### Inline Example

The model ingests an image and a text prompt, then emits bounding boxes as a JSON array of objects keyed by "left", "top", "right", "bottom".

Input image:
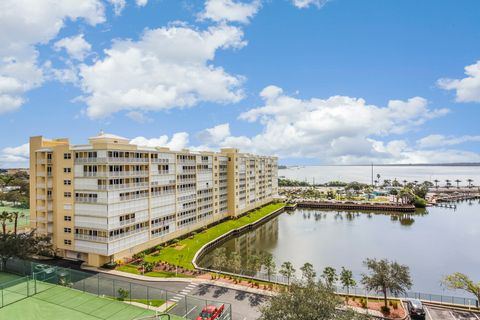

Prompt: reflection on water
[{"left": 199, "top": 200, "right": 480, "bottom": 295}]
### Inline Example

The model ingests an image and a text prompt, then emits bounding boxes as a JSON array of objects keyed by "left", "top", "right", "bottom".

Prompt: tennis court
[{"left": 0, "top": 272, "right": 181, "bottom": 320}]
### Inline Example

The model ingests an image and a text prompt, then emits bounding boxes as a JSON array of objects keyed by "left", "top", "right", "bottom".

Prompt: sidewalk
[{"left": 82, "top": 266, "right": 276, "bottom": 296}]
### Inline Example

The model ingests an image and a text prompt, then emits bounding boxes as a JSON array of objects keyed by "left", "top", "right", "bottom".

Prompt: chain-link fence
[
  {"left": 1, "top": 259, "right": 232, "bottom": 320},
  {"left": 199, "top": 264, "right": 479, "bottom": 310}
]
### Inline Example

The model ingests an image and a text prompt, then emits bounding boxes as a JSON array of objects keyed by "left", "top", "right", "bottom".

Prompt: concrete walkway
[{"left": 82, "top": 266, "right": 276, "bottom": 296}]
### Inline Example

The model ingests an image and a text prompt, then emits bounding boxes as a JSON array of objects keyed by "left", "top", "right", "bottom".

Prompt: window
[
  {"left": 64, "top": 239, "right": 72, "bottom": 245},
  {"left": 64, "top": 192, "right": 71, "bottom": 198},
  {"left": 64, "top": 228, "right": 71, "bottom": 233},
  {"left": 63, "top": 153, "right": 71, "bottom": 159},
  {"left": 64, "top": 180, "right": 71, "bottom": 185},
  {"left": 64, "top": 215, "right": 72, "bottom": 221},
  {"left": 63, "top": 167, "right": 71, "bottom": 173}
]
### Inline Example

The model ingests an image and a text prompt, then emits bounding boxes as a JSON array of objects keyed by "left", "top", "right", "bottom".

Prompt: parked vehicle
[
  {"left": 196, "top": 304, "right": 225, "bottom": 320},
  {"left": 405, "top": 299, "right": 426, "bottom": 319}
]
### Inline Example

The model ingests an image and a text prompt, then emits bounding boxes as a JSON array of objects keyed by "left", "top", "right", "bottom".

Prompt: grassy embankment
[
  {"left": 146, "top": 202, "right": 285, "bottom": 270},
  {"left": 117, "top": 202, "right": 285, "bottom": 275},
  {"left": 116, "top": 264, "right": 193, "bottom": 278}
]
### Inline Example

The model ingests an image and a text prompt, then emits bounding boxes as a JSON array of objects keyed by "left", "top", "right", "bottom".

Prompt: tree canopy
[
  {"left": 361, "top": 258, "right": 412, "bottom": 311},
  {"left": 442, "top": 272, "right": 480, "bottom": 305},
  {"left": 259, "top": 279, "right": 369, "bottom": 320}
]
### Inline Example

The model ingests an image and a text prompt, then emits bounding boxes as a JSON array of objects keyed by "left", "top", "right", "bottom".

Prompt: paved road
[
  {"left": 402, "top": 302, "right": 480, "bottom": 320},
  {"left": 99, "top": 273, "right": 266, "bottom": 320},
  {"left": 424, "top": 305, "right": 480, "bottom": 320}
]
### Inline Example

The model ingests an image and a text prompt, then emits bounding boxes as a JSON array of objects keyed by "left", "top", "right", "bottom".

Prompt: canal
[{"left": 198, "top": 200, "right": 480, "bottom": 296}]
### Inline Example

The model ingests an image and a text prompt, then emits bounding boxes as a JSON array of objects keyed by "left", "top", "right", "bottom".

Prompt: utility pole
[{"left": 371, "top": 163, "right": 374, "bottom": 187}]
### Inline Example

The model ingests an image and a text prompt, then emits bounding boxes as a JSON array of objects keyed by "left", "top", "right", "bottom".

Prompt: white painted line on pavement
[
  {"left": 184, "top": 306, "right": 197, "bottom": 317},
  {"left": 473, "top": 312, "right": 480, "bottom": 320},
  {"left": 449, "top": 310, "right": 458, "bottom": 320},
  {"left": 425, "top": 306, "right": 434, "bottom": 320}
]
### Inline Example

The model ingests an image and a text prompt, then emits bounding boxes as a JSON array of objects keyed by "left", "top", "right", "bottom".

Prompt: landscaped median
[{"left": 116, "top": 202, "right": 285, "bottom": 275}]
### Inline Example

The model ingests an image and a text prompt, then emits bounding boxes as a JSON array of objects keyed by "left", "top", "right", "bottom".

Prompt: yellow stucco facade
[{"left": 29, "top": 133, "right": 278, "bottom": 267}]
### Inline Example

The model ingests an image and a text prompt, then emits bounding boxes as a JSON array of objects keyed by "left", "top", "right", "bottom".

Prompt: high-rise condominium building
[{"left": 29, "top": 133, "right": 278, "bottom": 266}]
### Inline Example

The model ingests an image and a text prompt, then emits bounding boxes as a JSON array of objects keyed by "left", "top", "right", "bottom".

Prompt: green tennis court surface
[{"left": 0, "top": 273, "right": 182, "bottom": 320}]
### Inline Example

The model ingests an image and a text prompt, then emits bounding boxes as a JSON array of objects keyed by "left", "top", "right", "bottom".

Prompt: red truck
[{"left": 196, "top": 304, "right": 225, "bottom": 320}]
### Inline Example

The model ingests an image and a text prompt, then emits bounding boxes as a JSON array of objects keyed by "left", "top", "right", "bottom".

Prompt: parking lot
[{"left": 423, "top": 305, "right": 480, "bottom": 320}]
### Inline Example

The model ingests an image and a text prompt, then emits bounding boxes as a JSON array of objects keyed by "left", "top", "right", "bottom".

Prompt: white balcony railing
[
  {"left": 82, "top": 171, "right": 148, "bottom": 178},
  {"left": 97, "top": 182, "right": 149, "bottom": 191},
  {"left": 74, "top": 234, "right": 108, "bottom": 243}
]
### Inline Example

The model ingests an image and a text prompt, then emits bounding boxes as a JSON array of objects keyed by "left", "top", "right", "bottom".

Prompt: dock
[{"left": 294, "top": 201, "right": 416, "bottom": 212}]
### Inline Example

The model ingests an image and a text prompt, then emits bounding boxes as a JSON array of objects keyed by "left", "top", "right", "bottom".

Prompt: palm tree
[
  {"left": 261, "top": 252, "right": 276, "bottom": 282},
  {"left": 413, "top": 180, "right": 419, "bottom": 186},
  {"left": 434, "top": 179, "right": 440, "bottom": 189},
  {"left": 12, "top": 211, "right": 24, "bottom": 235},
  {"left": 445, "top": 179, "right": 451, "bottom": 189},
  {"left": 455, "top": 179, "right": 461, "bottom": 189},
  {"left": 403, "top": 179, "right": 408, "bottom": 186},
  {"left": 247, "top": 254, "right": 262, "bottom": 277},
  {"left": 0, "top": 211, "right": 13, "bottom": 235},
  {"left": 279, "top": 261, "right": 296, "bottom": 287},
  {"left": 467, "top": 179, "right": 474, "bottom": 188}
]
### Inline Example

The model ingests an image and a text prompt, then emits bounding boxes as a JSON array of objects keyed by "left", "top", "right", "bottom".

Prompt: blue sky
[{"left": 1, "top": 0, "right": 480, "bottom": 167}]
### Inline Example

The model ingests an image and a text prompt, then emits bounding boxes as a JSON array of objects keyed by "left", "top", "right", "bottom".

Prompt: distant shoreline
[{"left": 280, "top": 163, "right": 480, "bottom": 168}]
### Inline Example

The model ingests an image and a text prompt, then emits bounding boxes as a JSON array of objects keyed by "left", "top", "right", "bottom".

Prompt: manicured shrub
[
  {"left": 102, "top": 261, "right": 117, "bottom": 269},
  {"left": 380, "top": 306, "right": 390, "bottom": 314},
  {"left": 117, "top": 288, "right": 129, "bottom": 301}
]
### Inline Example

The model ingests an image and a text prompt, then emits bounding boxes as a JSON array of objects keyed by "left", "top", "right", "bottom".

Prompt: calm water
[
  {"left": 280, "top": 165, "right": 480, "bottom": 185},
  {"left": 199, "top": 201, "right": 480, "bottom": 296}
]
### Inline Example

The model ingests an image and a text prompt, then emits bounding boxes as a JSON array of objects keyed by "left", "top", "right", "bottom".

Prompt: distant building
[{"left": 29, "top": 133, "right": 278, "bottom": 267}]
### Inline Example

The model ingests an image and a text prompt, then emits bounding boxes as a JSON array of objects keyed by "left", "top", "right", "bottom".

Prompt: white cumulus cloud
[
  {"left": 199, "top": 0, "right": 261, "bottom": 24},
  {"left": 197, "top": 123, "right": 231, "bottom": 144},
  {"left": 107, "top": 0, "right": 126, "bottom": 15},
  {"left": 197, "top": 86, "right": 457, "bottom": 164},
  {"left": 292, "top": 0, "right": 329, "bottom": 9},
  {"left": 130, "top": 133, "right": 189, "bottom": 151},
  {"left": 0, "top": 0, "right": 105, "bottom": 114},
  {"left": 79, "top": 24, "right": 246, "bottom": 119},
  {"left": 54, "top": 34, "right": 92, "bottom": 61},
  {"left": 135, "top": 0, "right": 148, "bottom": 7},
  {"left": 0, "top": 143, "right": 29, "bottom": 168},
  {"left": 417, "top": 134, "right": 480, "bottom": 148},
  {"left": 438, "top": 60, "right": 480, "bottom": 103}
]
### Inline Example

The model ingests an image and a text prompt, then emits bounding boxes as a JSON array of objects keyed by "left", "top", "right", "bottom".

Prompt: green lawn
[
  {"left": 143, "top": 202, "right": 285, "bottom": 270},
  {"left": 131, "top": 299, "right": 165, "bottom": 307},
  {"left": 0, "top": 205, "right": 30, "bottom": 230},
  {"left": 116, "top": 265, "right": 193, "bottom": 278}
]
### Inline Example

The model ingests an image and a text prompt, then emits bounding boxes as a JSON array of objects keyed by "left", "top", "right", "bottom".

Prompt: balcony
[
  {"left": 107, "top": 157, "right": 149, "bottom": 163},
  {"left": 36, "top": 172, "right": 46, "bottom": 177},
  {"left": 151, "top": 158, "right": 172, "bottom": 164},
  {"left": 37, "top": 206, "right": 46, "bottom": 211},
  {"left": 75, "top": 157, "right": 107, "bottom": 164},
  {"left": 97, "top": 182, "right": 149, "bottom": 191},
  {"left": 74, "top": 234, "right": 108, "bottom": 243},
  {"left": 75, "top": 197, "right": 99, "bottom": 204},
  {"left": 36, "top": 194, "right": 46, "bottom": 200},
  {"left": 109, "top": 227, "right": 148, "bottom": 241},
  {"left": 82, "top": 171, "right": 148, "bottom": 178}
]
